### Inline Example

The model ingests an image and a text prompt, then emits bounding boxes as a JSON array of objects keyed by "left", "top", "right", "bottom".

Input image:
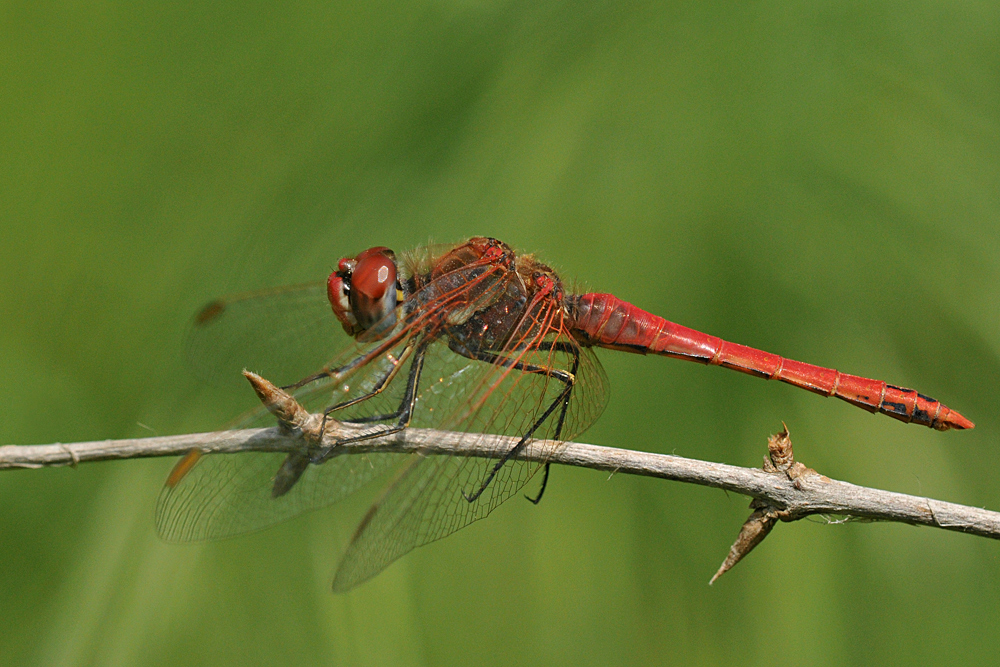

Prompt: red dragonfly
[{"left": 157, "top": 237, "right": 973, "bottom": 591}]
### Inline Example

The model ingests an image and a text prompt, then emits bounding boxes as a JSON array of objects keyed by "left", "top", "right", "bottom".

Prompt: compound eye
[
  {"left": 327, "top": 273, "right": 358, "bottom": 335},
  {"left": 349, "top": 249, "right": 398, "bottom": 335}
]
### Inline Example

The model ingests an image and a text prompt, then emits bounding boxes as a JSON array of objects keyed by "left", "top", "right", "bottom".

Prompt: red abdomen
[{"left": 567, "top": 293, "right": 973, "bottom": 431}]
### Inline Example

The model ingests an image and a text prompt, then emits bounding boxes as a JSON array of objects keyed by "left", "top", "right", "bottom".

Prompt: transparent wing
[
  {"left": 156, "top": 344, "right": 418, "bottom": 541},
  {"left": 158, "top": 243, "right": 611, "bottom": 590},
  {"left": 331, "top": 302, "right": 609, "bottom": 592},
  {"left": 155, "top": 443, "right": 409, "bottom": 542},
  {"left": 157, "top": 251, "right": 518, "bottom": 541},
  {"left": 185, "top": 282, "right": 343, "bottom": 391}
]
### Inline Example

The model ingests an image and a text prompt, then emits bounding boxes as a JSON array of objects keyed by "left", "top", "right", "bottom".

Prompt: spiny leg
[
  {"left": 316, "top": 344, "right": 415, "bottom": 437},
  {"left": 342, "top": 410, "right": 410, "bottom": 425},
  {"left": 323, "top": 345, "right": 413, "bottom": 416},
  {"left": 524, "top": 347, "right": 580, "bottom": 504},
  {"left": 461, "top": 381, "right": 572, "bottom": 503},
  {"left": 280, "top": 344, "right": 387, "bottom": 392},
  {"left": 526, "top": 463, "right": 551, "bottom": 505},
  {"left": 448, "top": 340, "right": 578, "bottom": 504},
  {"left": 272, "top": 356, "right": 407, "bottom": 498},
  {"left": 310, "top": 343, "right": 428, "bottom": 465},
  {"left": 332, "top": 380, "right": 426, "bottom": 425},
  {"left": 272, "top": 352, "right": 417, "bottom": 497},
  {"left": 336, "top": 348, "right": 427, "bottom": 425}
]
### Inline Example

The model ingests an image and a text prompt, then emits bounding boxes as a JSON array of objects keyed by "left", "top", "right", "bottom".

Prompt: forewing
[
  {"left": 185, "top": 282, "right": 343, "bottom": 391},
  {"left": 158, "top": 253, "right": 518, "bottom": 541},
  {"left": 331, "top": 308, "right": 609, "bottom": 592}
]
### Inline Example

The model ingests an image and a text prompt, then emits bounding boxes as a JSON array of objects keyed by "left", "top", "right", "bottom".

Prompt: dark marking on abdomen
[
  {"left": 880, "top": 400, "right": 909, "bottom": 417},
  {"left": 720, "top": 361, "right": 772, "bottom": 379}
]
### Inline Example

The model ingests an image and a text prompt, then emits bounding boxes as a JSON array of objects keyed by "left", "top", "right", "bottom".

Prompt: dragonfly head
[{"left": 327, "top": 246, "right": 400, "bottom": 339}]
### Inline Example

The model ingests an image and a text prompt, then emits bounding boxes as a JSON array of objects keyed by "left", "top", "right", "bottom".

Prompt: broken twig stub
[{"left": 711, "top": 427, "right": 827, "bottom": 584}]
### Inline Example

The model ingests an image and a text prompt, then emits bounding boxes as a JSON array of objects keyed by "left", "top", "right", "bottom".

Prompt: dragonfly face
[{"left": 327, "top": 246, "right": 400, "bottom": 339}]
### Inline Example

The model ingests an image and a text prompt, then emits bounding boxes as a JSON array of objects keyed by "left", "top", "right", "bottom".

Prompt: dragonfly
[{"left": 157, "top": 237, "right": 973, "bottom": 591}]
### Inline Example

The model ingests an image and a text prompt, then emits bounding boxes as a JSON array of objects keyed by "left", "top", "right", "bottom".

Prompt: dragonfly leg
[
  {"left": 341, "top": 411, "right": 408, "bottom": 424},
  {"left": 332, "top": 349, "right": 431, "bottom": 425},
  {"left": 273, "top": 356, "right": 412, "bottom": 498},
  {"left": 310, "top": 343, "right": 428, "bottom": 465},
  {"left": 449, "top": 340, "right": 579, "bottom": 504},
  {"left": 461, "top": 381, "right": 572, "bottom": 503},
  {"left": 280, "top": 342, "right": 394, "bottom": 392},
  {"left": 316, "top": 344, "right": 415, "bottom": 437},
  {"left": 281, "top": 368, "right": 341, "bottom": 391},
  {"left": 447, "top": 339, "right": 576, "bottom": 384},
  {"left": 526, "top": 463, "right": 551, "bottom": 505},
  {"left": 525, "top": 347, "right": 580, "bottom": 504}
]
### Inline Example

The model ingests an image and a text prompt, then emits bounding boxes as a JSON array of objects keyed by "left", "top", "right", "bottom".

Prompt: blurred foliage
[{"left": 2, "top": 1, "right": 999, "bottom": 666}]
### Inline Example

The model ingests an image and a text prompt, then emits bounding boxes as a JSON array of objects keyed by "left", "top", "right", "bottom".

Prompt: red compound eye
[
  {"left": 351, "top": 251, "right": 395, "bottom": 315},
  {"left": 327, "top": 272, "right": 357, "bottom": 335},
  {"left": 327, "top": 246, "right": 399, "bottom": 338}
]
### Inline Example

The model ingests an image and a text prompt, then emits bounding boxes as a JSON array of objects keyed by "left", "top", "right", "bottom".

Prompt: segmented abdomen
[{"left": 567, "top": 293, "right": 973, "bottom": 431}]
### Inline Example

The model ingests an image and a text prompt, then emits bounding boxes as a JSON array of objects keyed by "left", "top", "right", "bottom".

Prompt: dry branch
[{"left": 2, "top": 371, "right": 996, "bottom": 582}]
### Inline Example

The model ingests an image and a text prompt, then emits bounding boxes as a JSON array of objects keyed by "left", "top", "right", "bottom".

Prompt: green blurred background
[{"left": 2, "top": 2, "right": 998, "bottom": 665}]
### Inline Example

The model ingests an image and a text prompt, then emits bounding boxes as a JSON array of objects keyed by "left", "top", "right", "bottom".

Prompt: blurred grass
[{"left": 1, "top": 1, "right": 999, "bottom": 666}]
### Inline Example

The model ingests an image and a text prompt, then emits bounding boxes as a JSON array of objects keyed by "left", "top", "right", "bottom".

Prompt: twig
[{"left": 1, "top": 372, "right": 996, "bottom": 582}]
